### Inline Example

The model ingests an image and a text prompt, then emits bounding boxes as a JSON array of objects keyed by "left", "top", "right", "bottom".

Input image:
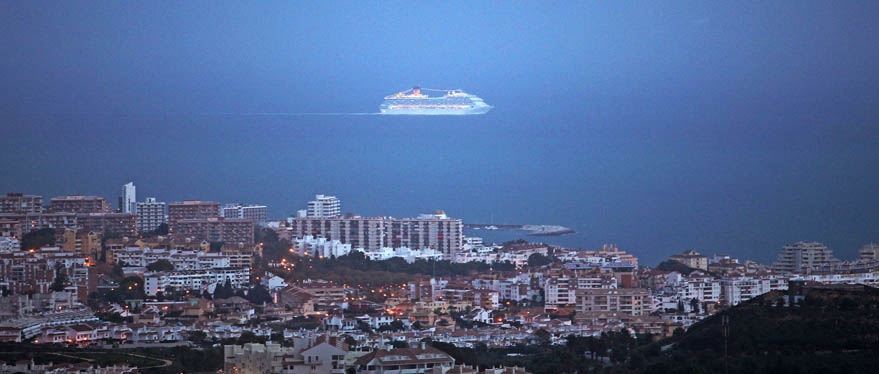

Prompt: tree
[
  {"left": 690, "top": 298, "right": 700, "bottom": 314},
  {"left": 343, "top": 335, "right": 357, "bottom": 347},
  {"left": 188, "top": 330, "right": 208, "bottom": 345},
  {"left": 533, "top": 328, "right": 552, "bottom": 346},
  {"left": 527, "top": 253, "right": 553, "bottom": 268},
  {"left": 50, "top": 262, "right": 68, "bottom": 292},
  {"left": 245, "top": 284, "right": 272, "bottom": 305},
  {"left": 214, "top": 278, "right": 234, "bottom": 299},
  {"left": 656, "top": 260, "right": 698, "bottom": 275},
  {"left": 378, "top": 320, "right": 406, "bottom": 332},
  {"left": 146, "top": 259, "right": 175, "bottom": 272},
  {"left": 21, "top": 228, "right": 55, "bottom": 250},
  {"left": 237, "top": 331, "right": 264, "bottom": 344},
  {"left": 389, "top": 340, "right": 409, "bottom": 349},
  {"left": 111, "top": 263, "right": 125, "bottom": 279}
]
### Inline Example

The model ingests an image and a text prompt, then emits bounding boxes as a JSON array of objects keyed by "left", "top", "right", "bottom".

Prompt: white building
[
  {"left": 145, "top": 267, "right": 250, "bottom": 296},
  {"left": 790, "top": 271, "right": 879, "bottom": 287},
  {"left": 772, "top": 241, "right": 839, "bottom": 273},
  {"left": 121, "top": 182, "right": 136, "bottom": 214},
  {"left": 111, "top": 247, "right": 237, "bottom": 271},
  {"left": 0, "top": 236, "right": 20, "bottom": 253},
  {"left": 354, "top": 247, "right": 444, "bottom": 263},
  {"left": 293, "top": 236, "right": 352, "bottom": 258},
  {"left": 679, "top": 272, "right": 722, "bottom": 303},
  {"left": 136, "top": 197, "right": 167, "bottom": 233},
  {"left": 223, "top": 203, "right": 268, "bottom": 226},
  {"left": 544, "top": 275, "right": 617, "bottom": 308},
  {"left": 719, "top": 273, "right": 787, "bottom": 306},
  {"left": 463, "top": 236, "right": 483, "bottom": 249},
  {"left": 306, "top": 195, "right": 341, "bottom": 218}
]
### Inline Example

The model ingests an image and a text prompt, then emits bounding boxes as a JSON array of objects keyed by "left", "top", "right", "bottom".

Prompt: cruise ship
[{"left": 380, "top": 87, "right": 492, "bottom": 115}]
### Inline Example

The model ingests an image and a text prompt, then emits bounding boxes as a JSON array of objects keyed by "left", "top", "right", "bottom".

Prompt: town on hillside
[{"left": 1, "top": 186, "right": 878, "bottom": 373}]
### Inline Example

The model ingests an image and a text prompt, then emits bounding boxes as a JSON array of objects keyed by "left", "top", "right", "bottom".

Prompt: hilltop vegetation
[
  {"left": 632, "top": 285, "right": 879, "bottom": 374},
  {"left": 429, "top": 285, "right": 879, "bottom": 374}
]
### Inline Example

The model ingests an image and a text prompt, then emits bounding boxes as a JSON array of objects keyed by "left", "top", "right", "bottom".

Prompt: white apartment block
[
  {"left": 462, "top": 236, "right": 483, "bottom": 249},
  {"left": 288, "top": 211, "right": 463, "bottom": 257},
  {"left": 0, "top": 237, "right": 20, "bottom": 253},
  {"left": 679, "top": 273, "right": 722, "bottom": 303},
  {"left": 224, "top": 343, "right": 289, "bottom": 374},
  {"left": 293, "top": 235, "right": 352, "bottom": 258},
  {"left": 773, "top": 241, "right": 839, "bottom": 273},
  {"left": 544, "top": 275, "right": 616, "bottom": 308},
  {"left": 356, "top": 247, "right": 444, "bottom": 263},
  {"left": 575, "top": 288, "right": 650, "bottom": 316},
  {"left": 121, "top": 182, "right": 136, "bottom": 214},
  {"left": 720, "top": 274, "right": 787, "bottom": 306},
  {"left": 110, "top": 247, "right": 238, "bottom": 271},
  {"left": 790, "top": 271, "right": 879, "bottom": 287},
  {"left": 136, "top": 197, "right": 167, "bottom": 233},
  {"left": 859, "top": 243, "right": 879, "bottom": 260},
  {"left": 145, "top": 267, "right": 250, "bottom": 296},
  {"left": 223, "top": 203, "right": 268, "bottom": 226},
  {"left": 306, "top": 195, "right": 341, "bottom": 218}
]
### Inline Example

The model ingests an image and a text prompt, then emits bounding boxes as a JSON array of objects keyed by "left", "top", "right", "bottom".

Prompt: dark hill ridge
[{"left": 639, "top": 282, "right": 879, "bottom": 374}]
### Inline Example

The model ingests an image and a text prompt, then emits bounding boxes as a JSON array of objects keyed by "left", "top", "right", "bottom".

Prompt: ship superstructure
[{"left": 380, "top": 87, "right": 492, "bottom": 115}]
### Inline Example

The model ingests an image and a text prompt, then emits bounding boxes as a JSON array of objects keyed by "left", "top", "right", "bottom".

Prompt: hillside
[{"left": 636, "top": 284, "right": 879, "bottom": 374}]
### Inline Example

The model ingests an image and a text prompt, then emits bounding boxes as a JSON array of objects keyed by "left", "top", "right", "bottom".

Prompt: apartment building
[
  {"left": 57, "top": 229, "right": 102, "bottom": 262},
  {"left": 288, "top": 211, "right": 463, "bottom": 257},
  {"left": 544, "top": 271, "right": 617, "bottom": 309},
  {"left": 136, "top": 197, "right": 167, "bottom": 233},
  {"left": 167, "top": 200, "right": 220, "bottom": 230},
  {"left": 173, "top": 217, "right": 254, "bottom": 244},
  {"left": 76, "top": 212, "right": 137, "bottom": 236},
  {"left": 121, "top": 182, "right": 136, "bottom": 214},
  {"left": 145, "top": 267, "right": 250, "bottom": 296},
  {"left": 0, "top": 193, "right": 43, "bottom": 214},
  {"left": 0, "top": 212, "right": 78, "bottom": 236},
  {"left": 223, "top": 203, "right": 268, "bottom": 226},
  {"left": 49, "top": 195, "right": 110, "bottom": 213},
  {"left": 354, "top": 345, "right": 455, "bottom": 374},
  {"left": 575, "top": 288, "right": 649, "bottom": 316},
  {"left": 307, "top": 195, "right": 341, "bottom": 218},
  {"left": 772, "top": 241, "right": 840, "bottom": 273},
  {"left": 669, "top": 250, "right": 708, "bottom": 271},
  {"left": 224, "top": 343, "right": 290, "bottom": 374},
  {"left": 679, "top": 272, "right": 721, "bottom": 303}
]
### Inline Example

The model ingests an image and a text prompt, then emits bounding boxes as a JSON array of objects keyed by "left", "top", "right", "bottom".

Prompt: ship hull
[{"left": 380, "top": 105, "right": 492, "bottom": 115}]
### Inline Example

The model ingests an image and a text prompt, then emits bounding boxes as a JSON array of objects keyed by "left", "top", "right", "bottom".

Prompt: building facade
[
  {"left": 136, "top": 197, "right": 167, "bottom": 233},
  {"left": 288, "top": 212, "right": 463, "bottom": 256},
  {"left": 223, "top": 204, "right": 268, "bottom": 226},
  {"left": 772, "top": 241, "right": 839, "bottom": 273},
  {"left": 173, "top": 217, "right": 254, "bottom": 244},
  {"left": 859, "top": 243, "right": 879, "bottom": 260},
  {"left": 167, "top": 200, "right": 221, "bottom": 231},
  {"left": 354, "top": 346, "right": 455, "bottom": 374},
  {"left": 49, "top": 196, "right": 110, "bottom": 213},
  {"left": 121, "top": 182, "right": 136, "bottom": 214},
  {"left": 307, "top": 195, "right": 341, "bottom": 218},
  {"left": 669, "top": 250, "right": 708, "bottom": 271},
  {"left": 575, "top": 288, "right": 649, "bottom": 316},
  {"left": 0, "top": 193, "right": 43, "bottom": 214},
  {"left": 76, "top": 213, "right": 137, "bottom": 236}
]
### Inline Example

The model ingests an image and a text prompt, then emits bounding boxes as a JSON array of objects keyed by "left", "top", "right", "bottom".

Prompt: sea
[{"left": 2, "top": 91, "right": 878, "bottom": 266}]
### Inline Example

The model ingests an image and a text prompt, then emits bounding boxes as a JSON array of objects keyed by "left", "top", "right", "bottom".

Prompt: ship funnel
[{"left": 413, "top": 86, "right": 421, "bottom": 95}]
